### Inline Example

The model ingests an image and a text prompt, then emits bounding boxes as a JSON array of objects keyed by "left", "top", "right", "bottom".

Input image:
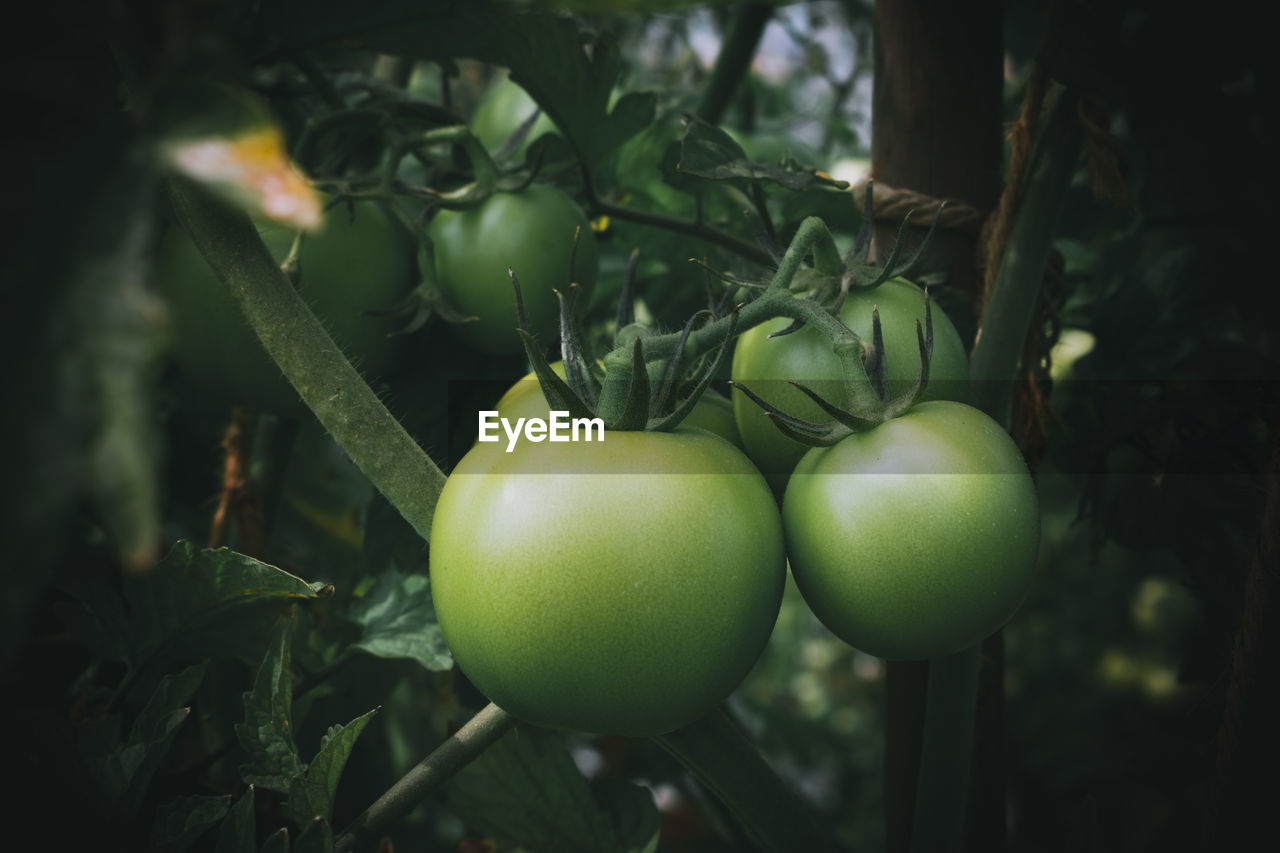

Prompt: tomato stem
[
  {"left": 165, "top": 175, "right": 447, "bottom": 542},
  {"left": 969, "top": 81, "right": 1082, "bottom": 424},
  {"left": 909, "top": 645, "right": 982, "bottom": 853}
]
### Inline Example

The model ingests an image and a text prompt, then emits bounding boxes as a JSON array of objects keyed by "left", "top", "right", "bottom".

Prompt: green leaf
[
  {"left": 215, "top": 787, "right": 258, "bottom": 853},
  {"left": 260, "top": 827, "right": 289, "bottom": 853},
  {"left": 447, "top": 726, "right": 660, "bottom": 853},
  {"left": 153, "top": 794, "right": 233, "bottom": 853},
  {"left": 346, "top": 565, "right": 453, "bottom": 672},
  {"left": 85, "top": 661, "right": 207, "bottom": 816},
  {"left": 294, "top": 818, "right": 335, "bottom": 853},
  {"left": 677, "top": 116, "right": 848, "bottom": 192},
  {"left": 123, "top": 541, "right": 320, "bottom": 669},
  {"left": 236, "top": 618, "right": 305, "bottom": 792},
  {"left": 120, "top": 660, "right": 209, "bottom": 814},
  {"left": 285, "top": 708, "right": 379, "bottom": 825},
  {"left": 248, "top": 1, "right": 652, "bottom": 181}
]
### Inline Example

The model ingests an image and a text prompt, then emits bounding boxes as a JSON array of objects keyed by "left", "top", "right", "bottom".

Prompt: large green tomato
[
  {"left": 731, "top": 278, "right": 970, "bottom": 486},
  {"left": 492, "top": 362, "right": 742, "bottom": 448},
  {"left": 429, "top": 429, "right": 785, "bottom": 735},
  {"left": 428, "top": 185, "right": 598, "bottom": 354},
  {"left": 153, "top": 201, "right": 417, "bottom": 415},
  {"left": 783, "top": 401, "right": 1039, "bottom": 660}
]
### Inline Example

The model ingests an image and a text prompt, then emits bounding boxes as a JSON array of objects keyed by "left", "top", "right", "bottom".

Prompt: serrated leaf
[
  {"left": 285, "top": 708, "right": 379, "bottom": 825},
  {"left": 86, "top": 661, "right": 207, "bottom": 816},
  {"left": 236, "top": 618, "right": 305, "bottom": 792},
  {"left": 116, "top": 660, "right": 209, "bottom": 814},
  {"left": 153, "top": 794, "right": 233, "bottom": 853},
  {"left": 447, "top": 726, "right": 659, "bottom": 853},
  {"left": 123, "top": 541, "right": 320, "bottom": 670},
  {"left": 260, "top": 827, "right": 289, "bottom": 853},
  {"left": 346, "top": 566, "right": 453, "bottom": 672},
  {"left": 293, "top": 817, "right": 335, "bottom": 853},
  {"left": 677, "top": 116, "right": 847, "bottom": 192},
  {"left": 215, "top": 787, "right": 257, "bottom": 853}
]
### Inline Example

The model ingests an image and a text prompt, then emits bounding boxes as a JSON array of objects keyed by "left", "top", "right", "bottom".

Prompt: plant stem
[
  {"left": 655, "top": 706, "right": 836, "bottom": 852},
  {"left": 908, "top": 645, "right": 982, "bottom": 853},
  {"left": 334, "top": 703, "right": 515, "bottom": 853},
  {"left": 588, "top": 196, "right": 774, "bottom": 267},
  {"left": 969, "top": 81, "right": 1081, "bottom": 422},
  {"left": 165, "top": 176, "right": 446, "bottom": 543},
  {"left": 696, "top": 4, "right": 773, "bottom": 126}
]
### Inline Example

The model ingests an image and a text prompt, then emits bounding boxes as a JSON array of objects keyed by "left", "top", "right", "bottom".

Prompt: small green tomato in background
[
  {"left": 428, "top": 185, "right": 598, "bottom": 354},
  {"left": 429, "top": 428, "right": 785, "bottom": 736},
  {"left": 153, "top": 200, "right": 417, "bottom": 416},
  {"left": 470, "top": 70, "right": 558, "bottom": 158},
  {"left": 783, "top": 401, "right": 1039, "bottom": 660},
  {"left": 731, "top": 277, "right": 970, "bottom": 486}
]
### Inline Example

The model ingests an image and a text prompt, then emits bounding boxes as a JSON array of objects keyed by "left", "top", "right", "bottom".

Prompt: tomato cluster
[{"left": 428, "top": 277, "right": 1040, "bottom": 735}]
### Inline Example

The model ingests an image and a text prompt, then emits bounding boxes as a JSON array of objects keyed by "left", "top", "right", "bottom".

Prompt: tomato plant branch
[
  {"left": 908, "top": 645, "right": 982, "bottom": 853},
  {"left": 907, "top": 81, "right": 1081, "bottom": 853},
  {"left": 655, "top": 707, "right": 837, "bottom": 853},
  {"left": 969, "top": 81, "right": 1081, "bottom": 421},
  {"left": 584, "top": 194, "right": 775, "bottom": 268},
  {"left": 334, "top": 703, "right": 515, "bottom": 853},
  {"left": 165, "top": 176, "right": 446, "bottom": 543},
  {"left": 695, "top": 4, "right": 773, "bottom": 125}
]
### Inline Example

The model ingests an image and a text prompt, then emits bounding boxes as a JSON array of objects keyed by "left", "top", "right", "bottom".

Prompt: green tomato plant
[{"left": 31, "top": 4, "right": 1105, "bottom": 853}]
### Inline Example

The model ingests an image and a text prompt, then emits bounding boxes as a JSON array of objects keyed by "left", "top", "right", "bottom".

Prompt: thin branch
[{"left": 335, "top": 704, "right": 515, "bottom": 853}]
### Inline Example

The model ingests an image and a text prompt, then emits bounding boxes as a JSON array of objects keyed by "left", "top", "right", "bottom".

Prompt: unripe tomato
[
  {"left": 428, "top": 185, "right": 598, "bottom": 354},
  {"left": 470, "top": 70, "right": 558, "bottom": 158},
  {"left": 430, "top": 428, "right": 785, "bottom": 735},
  {"left": 731, "top": 278, "right": 970, "bottom": 486},
  {"left": 783, "top": 401, "right": 1039, "bottom": 660},
  {"left": 153, "top": 200, "right": 417, "bottom": 415}
]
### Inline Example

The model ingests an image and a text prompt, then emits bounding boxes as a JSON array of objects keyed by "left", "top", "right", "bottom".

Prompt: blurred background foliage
[{"left": 1, "top": 1, "right": 1275, "bottom": 851}]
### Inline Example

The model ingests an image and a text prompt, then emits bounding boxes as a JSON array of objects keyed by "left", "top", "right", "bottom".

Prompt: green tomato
[
  {"left": 429, "top": 428, "right": 786, "bottom": 735},
  {"left": 428, "top": 185, "right": 598, "bottom": 354},
  {"left": 492, "top": 362, "right": 742, "bottom": 448},
  {"left": 470, "top": 70, "right": 558, "bottom": 158},
  {"left": 731, "top": 277, "right": 970, "bottom": 486},
  {"left": 783, "top": 401, "right": 1039, "bottom": 660},
  {"left": 153, "top": 200, "right": 417, "bottom": 415}
]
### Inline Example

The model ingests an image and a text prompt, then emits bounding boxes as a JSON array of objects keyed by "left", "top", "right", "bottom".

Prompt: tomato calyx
[
  {"left": 731, "top": 292, "right": 939, "bottom": 447},
  {"left": 510, "top": 249, "right": 741, "bottom": 432}
]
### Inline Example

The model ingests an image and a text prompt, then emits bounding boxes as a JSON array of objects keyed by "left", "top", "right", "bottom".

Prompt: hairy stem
[
  {"left": 335, "top": 704, "right": 515, "bottom": 853},
  {"left": 165, "top": 176, "right": 446, "bottom": 542}
]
